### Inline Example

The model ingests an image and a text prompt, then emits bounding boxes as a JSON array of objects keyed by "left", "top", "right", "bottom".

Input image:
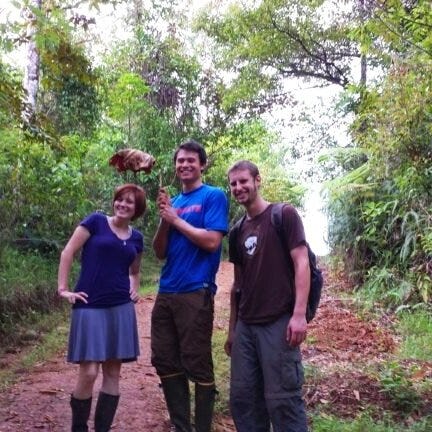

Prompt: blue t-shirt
[
  {"left": 73, "top": 212, "right": 144, "bottom": 308},
  {"left": 159, "top": 184, "right": 229, "bottom": 294}
]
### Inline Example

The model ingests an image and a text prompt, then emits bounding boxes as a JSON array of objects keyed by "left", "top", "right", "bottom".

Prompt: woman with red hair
[{"left": 58, "top": 183, "right": 146, "bottom": 432}]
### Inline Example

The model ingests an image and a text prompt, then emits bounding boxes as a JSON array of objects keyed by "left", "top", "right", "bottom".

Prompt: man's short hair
[
  {"left": 228, "top": 160, "right": 260, "bottom": 178},
  {"left": 174, "top": 139, "right": 207, "bottom": 165}
]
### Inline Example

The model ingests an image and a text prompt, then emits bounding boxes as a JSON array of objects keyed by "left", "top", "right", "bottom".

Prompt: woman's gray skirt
[{"left": 67, "top": 301, "right": 140, "bottom": 363}]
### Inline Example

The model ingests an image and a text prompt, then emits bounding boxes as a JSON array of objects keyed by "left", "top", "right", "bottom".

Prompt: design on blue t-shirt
[{"left": 177, "top": 204, "right": 202, "bottom": 215}]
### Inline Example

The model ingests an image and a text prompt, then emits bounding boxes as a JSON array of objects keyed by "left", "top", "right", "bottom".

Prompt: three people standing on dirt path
[
  {"left": 151, "top": 139, "right": 229, "bottom": 432},
  {"left": 57, "top": 147, "right": 308, "bottom": 432},
  {"left": 58, "top": 183, "right": 146, "bottom": 432},
  {"left": 225, "top": 160, "right": 310, "bottom": 432}
]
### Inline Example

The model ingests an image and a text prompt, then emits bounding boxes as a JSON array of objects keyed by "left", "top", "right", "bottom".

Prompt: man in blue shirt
[{"left": 151, "top": 139, "right": 229, "bottom": 432}]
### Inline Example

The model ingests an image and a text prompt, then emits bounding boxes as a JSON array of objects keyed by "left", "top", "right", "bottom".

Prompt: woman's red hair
[{"left": 113, "top": 184, "right": 146, "bottom": 220}]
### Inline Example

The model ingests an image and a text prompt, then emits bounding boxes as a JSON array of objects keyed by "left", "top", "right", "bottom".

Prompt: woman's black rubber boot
[
  {"left": 70, "top": 395, "right": 92, "bottom": 432},
  {"left": 94, "top": 391, "right": 120, "bottom": 432}
]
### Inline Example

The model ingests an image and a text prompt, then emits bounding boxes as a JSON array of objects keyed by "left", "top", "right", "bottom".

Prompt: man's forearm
[
  {"left": 292, "top": 272, "right": 310, "bottom": 317},
  {"left": 291, "top": 248, "right": 310, "bottom": 317},
  {"left": 170, "top": 217, "right": 223, "bottom": 252}
]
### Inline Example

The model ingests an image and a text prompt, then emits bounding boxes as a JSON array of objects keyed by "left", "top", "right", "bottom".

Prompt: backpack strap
[
  {"left": 228, "top": 214, "right": 247, "bottom": 265},
  {"left": 271, "top": 203, "right": 292, "bottom": 257},
  {"left": 270, "top": 203, "right": 295, "bottom": 277},
  {"left": 271, "top": 202, "right": 309, "bottom": 251},
  {"left": 270, "top": 203, "right": 286, "bottom": 236}
]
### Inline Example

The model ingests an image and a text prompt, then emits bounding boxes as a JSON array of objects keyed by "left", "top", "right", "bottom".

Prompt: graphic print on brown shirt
[{"left": 234, "top": 204, "right": 306, "bottom": 324}]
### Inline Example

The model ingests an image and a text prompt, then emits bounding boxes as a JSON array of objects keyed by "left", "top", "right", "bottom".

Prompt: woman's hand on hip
[
  {"left": 130, "top": 288, "right": 139, "bottom": 304},
  {"left": 59, "top": 290, "right": 88, "bottom": 304}
]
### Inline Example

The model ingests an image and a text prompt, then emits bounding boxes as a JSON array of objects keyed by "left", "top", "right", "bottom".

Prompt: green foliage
[
  {"left": 212, "top": 329, "right": 230, "bottom": 414},
  {"left": 104, "top": 29, "right": 202, "bottom": 134},
  {"left": 207, "top": 119, "right": 305, "bottom": 224},
  {"left": 312, "top": 413, "right": 390, "bottom": 432},
  {"left": 0, "top": 62, "right": 23, "bottom": 126},
  {"left": 19, "top": 314, "right": 68, "bottom": 369},
  {"left": 108, "top": 72, "right": 151, "bottom": 144},
  {"left": 47, "top": 74, "right": 101, "bottom": 137},
  {"left": 101, "top": 20, "right": 307, "bottom": 222},
  {"left": 396, "top": 309, "right": 432, "bottom": 360},
  {"left": 0, "top": 131, "right": 90, "bottom": 243},
  {"left": 195, "top": 0, "right": 360, "bottom": 115},
  {"left": 36, "top": 9, "right": 103, "bottom": 137},
  {"left": 0, "top": 246, "right": 60, "bottom": 346},
  {"left": 311, "top": 412, "right": 432, "bottom": 432},
  {"left": 327, "top": 1, "right": 432, "bottom": 307},
  {"left": 0, "top": 309, "right": 68, "bottom": 390},
  {"left": 357, "top": 266, "right": 414, "bottom": 310},
  {"left": 378, "top": 361, "right": 421, "bottom": 414},
  {"left": 361, "top": 0, "right": 432, "bottom": 62},
  {"left": 102, "top": 30, "right": 213, "bottom": 204},
  {"left": 139, "top": 251, "right": 162, "bottom": 294}
]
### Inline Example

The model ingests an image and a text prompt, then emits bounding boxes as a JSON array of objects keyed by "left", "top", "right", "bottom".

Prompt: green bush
[
  {"left": 378, "top": 361, "right": 421, "bottom": 415},
  {"left": 397, "top": 309, "right": 432, "bottom": 360},
  {"left": 0, "top": 246, "right": 61, "bottom": 347}
]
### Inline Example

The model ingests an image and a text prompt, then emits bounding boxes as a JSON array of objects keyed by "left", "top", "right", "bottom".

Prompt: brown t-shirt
[{"left": 229, "top": 203, "right": 306, "bottom": 324}]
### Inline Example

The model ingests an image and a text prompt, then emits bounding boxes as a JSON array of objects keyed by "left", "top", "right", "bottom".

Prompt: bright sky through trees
[{"left": 1, "top": 0, "right": 332, "bottom": 255}]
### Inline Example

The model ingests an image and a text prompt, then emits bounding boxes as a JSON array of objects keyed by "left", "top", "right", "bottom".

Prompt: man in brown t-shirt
[{"left": 225, "top": 160, "right": 310, "bottom": 432}]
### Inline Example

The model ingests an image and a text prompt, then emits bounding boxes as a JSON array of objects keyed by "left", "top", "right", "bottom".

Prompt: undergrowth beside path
[{"left": 303, "top": 264, "right": 432, "bottom": 431}]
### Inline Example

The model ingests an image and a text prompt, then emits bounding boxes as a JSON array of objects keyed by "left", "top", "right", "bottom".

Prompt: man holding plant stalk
[
  {"left": 226, "top": 160, "right": 309, "bottom": 432},
  {"left": 151, "top": 139, "right": 229, "bottom": 432}
]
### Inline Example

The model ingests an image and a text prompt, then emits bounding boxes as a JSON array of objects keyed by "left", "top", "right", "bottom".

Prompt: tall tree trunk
[
  {"left": 359, "top": 0, "right": 367, "bottom": 87},
  {"left": 360, "top": 55, "right": 367, "bottom": 86},
  {"left": 22, "top": 0, "right": 42, "bottom": 126}
]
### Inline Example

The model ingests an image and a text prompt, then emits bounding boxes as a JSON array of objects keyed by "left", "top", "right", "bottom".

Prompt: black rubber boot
[
  {"left": 194, "top": 383, "right": 216, "bottom": 432},
  {"left": 94, "top": 391, "right": 120, "bottom": 432},
  {"left": 160, "top": 374, "right": 192, "bottom": 432},
  {"left": 70, "top": 395, "right": 92, "bottom": 432}
]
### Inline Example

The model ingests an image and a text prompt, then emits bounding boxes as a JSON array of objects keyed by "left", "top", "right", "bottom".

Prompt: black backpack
[{"left": 228, "top": 203, "right": 323, "bottom": 322}]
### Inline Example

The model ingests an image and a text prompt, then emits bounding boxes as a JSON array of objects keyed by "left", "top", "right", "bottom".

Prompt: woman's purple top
[{"left": 73, "top": 212, "right": 144, "bottom": 309}]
